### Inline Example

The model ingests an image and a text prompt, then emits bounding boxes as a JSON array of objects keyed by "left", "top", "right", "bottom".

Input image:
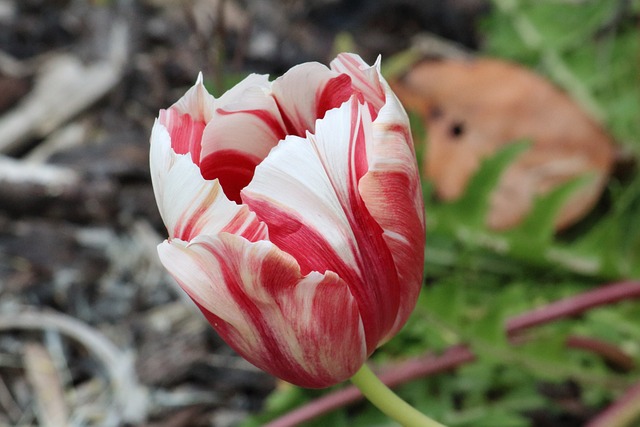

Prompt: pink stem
[
  {"left": 566, "top": 335, "right": 635, "bottom": 371},
  {"left": 506, "top": 281, "right": 640, "bottom": 334},
  {"left": 264, "top": 281, "right": 640, "bottom": 427},
  {"left": 585, "top": 381, "right": 640, "bottom": 427}
]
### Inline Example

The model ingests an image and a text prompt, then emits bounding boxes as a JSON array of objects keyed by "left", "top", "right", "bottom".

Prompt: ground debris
[{"left": 0, "top": 0, "right": 489, "bottom": 425}]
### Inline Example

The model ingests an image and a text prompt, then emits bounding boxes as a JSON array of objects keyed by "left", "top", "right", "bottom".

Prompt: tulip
[{"left": 150, "top": 53, "right": 425, "bottom": 389}]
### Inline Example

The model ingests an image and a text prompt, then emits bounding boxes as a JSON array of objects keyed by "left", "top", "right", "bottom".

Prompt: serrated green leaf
[
  {"left": 573, "top": 174, "right": 640, "bottom": 278},
  {"left": 467, "top": 302, "right": 509, "bottom": 352},
  {"left": 516, "top": 334, "right": 567, "bottom": 367},
  {"left": 263, "top": 384, "right": 306, "bottom": 413},
  {"left": 239, "top": 385, "right": 309, "bottom": 427}
]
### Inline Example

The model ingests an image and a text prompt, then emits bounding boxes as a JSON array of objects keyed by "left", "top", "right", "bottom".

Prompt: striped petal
[
  {"left": 170, "top": 72, "right": 216, "bottom": 122},
  {"left": 158, "top": 74, "right": 216, "bottom": 166},
  {"left": 271, "top": 62, "right": 353, "bottom": 136},
  {"left": 199, "top": 74, "right": 286, "bottom": 203},
  {"left": 150, "top": 53, "right": 426, "bottom": 389},
  {"left": 150, "top": 120, "right": 267, "bottom": 242},
  {"left": 241, "top": 97, "right": 401, "bottom": 353},
  {"left": 157, "top": 234, "right": 366, "bottom": 388},
  {"left": 358, "top": 77, "right": 425, "bottom": 341},
  {"left": 330, "top": 53, "right": 386, "bottom": 118}
]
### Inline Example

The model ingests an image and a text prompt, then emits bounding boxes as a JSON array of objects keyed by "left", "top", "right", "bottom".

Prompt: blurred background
[{"left": 0, "top": 0, "right": 639, "bottom": 426}]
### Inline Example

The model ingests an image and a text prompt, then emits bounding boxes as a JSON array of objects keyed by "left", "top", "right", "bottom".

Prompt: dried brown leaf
[{"left": 393, "top": 58, "right": 615, "bottom": 230}]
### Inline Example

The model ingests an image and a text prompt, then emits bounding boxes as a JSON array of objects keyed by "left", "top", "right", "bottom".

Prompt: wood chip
[
  {"left": 0, "top": 21, "right": 128, "bottom": 154},
  {"left": 23, "top": 342, "right": 69, "bottom": 427}
]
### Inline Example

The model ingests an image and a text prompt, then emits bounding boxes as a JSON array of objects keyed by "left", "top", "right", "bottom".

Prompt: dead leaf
[{"left": 392, "top": 57, "right": 615, "bottom": 231}]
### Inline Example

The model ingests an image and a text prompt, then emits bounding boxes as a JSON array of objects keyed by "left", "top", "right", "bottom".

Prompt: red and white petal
[
  {"left": 198, "top": 75, "right": 287, "bottom": 203},
  {"left": 242, "top": 97, "right": 401, "bottom": 354},
  {"left": 150, "top": 119, "right": 175, "bottom": 224},
  {"left": 330, "top": 53, "right": 386, "bottom": 116},
  {"left": 201, "top": 86, "right": 285, "bottom": 164},
  {"left": 158, "top": 234, "right": 366, "bottom": 388},
  {"left": 158, "top": 107, "right": 206, "bottom": 166},
  {"left": 157, "top": 74, "right": 215, "bottom": 166},
  {"left": 170, "top": 73, "right": 216, "bottom": 122},
  {"left": 241, "top": 132, "right": 359, "bottom": 273},
  {"left": 358, "top": 79, "right": 425, "bottom": 341},
  {"left": 271, "top": 62, "right": 353, "bottom": 136},
  {"left": 214, "top": 73, "right": 272, "bottom": 107},
  {"left": 150, "top": 121, "right": 267, "bottom": 242}
]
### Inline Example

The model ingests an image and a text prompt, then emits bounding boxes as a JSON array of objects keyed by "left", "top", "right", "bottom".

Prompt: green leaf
[
  {"left": 574, "top": 174, "right": 640, "bottom": 278},
  {"left": 239, "top": 385, "right": 308, "bottom": 427},
  {"left": 516, "top": 333, "right": 567, "bottom": 369},
  {"left": 304, "top": 408, "right": 350, "bottom": 427},
  {"left": 434, "top": 141, "right": 531, "bottom": 230},
  {"left": 506, "top": 174, "right": 595, "bottom": 257},
  {"left": 422, "top": 279, "right": 463, "bottom": 327},
  {"left": 468, "top": 303, "right": 509, "bottom": 351}
]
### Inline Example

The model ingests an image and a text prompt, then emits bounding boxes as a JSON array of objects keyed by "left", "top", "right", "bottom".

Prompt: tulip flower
[{"left": 150, "top": 53, "right": 425, "bottom": 389}]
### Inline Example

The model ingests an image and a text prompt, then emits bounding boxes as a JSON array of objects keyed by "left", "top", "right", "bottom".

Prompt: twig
[
  {"left": 0, "top": 375, "right": 22, "bottom": 423},
  {"left": 0, "top": 154, "right": 78, "bottom": 188},
  {"left": 566, "top": 335, "right": 635, "bottom": 371}
]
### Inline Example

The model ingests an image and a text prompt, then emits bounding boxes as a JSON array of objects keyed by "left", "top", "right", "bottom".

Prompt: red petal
[{"left": 200, "top": 149, "right": 260, "bottom": 204}]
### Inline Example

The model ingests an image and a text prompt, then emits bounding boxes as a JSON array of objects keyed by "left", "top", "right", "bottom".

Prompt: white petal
[{"left": 241, "top": 131, "right": 359, "bottom": 272}]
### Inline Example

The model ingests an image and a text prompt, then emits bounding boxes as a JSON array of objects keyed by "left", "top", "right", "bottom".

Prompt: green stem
[{"left": 350, "top": 363, "right": 447, "bottom": 427}]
